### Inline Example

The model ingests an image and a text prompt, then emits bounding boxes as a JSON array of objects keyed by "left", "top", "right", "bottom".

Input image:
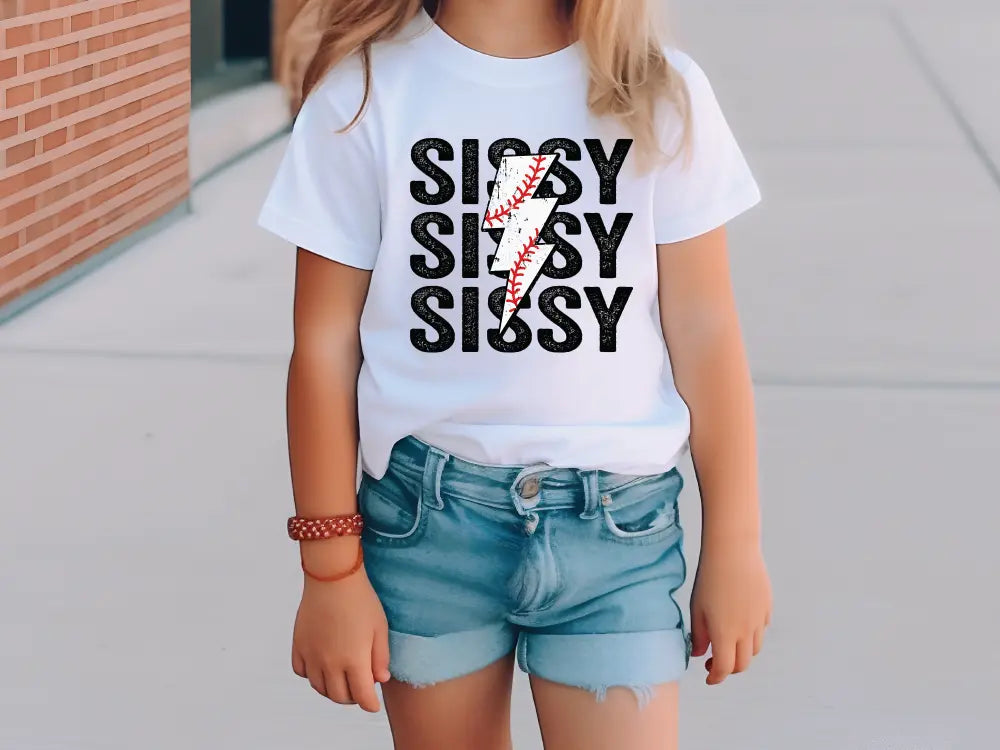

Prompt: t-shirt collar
[{"left": 404, "top": 7, "right": 583, "bottom": 86}]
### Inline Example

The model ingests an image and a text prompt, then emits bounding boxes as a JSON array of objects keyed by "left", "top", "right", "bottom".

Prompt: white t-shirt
[{"left": 258, "top": 10, "right": 761, "bottom": 481}]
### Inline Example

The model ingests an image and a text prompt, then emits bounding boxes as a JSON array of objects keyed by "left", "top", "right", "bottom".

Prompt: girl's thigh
[
  {"left": 381, "top": 651, "right": 516, "bottom": 750},
  {"left": 529, "top": 677, "right": 679, "bottom": 750}
]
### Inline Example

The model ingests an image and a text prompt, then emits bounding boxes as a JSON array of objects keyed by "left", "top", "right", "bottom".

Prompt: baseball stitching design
[
  {"left": 484, "top": 154, "right": 548, "bottom": 228},
  {"left": 482, "top": 153, "right": 560, "bottom": 333}
]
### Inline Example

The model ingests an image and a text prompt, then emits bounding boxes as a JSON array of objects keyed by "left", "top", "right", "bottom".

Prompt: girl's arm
[
  {"left": 287, "top": 248, "right": 390, "bottom": 712},
  {"left": 657, "top": 226, "right": 772, "bottom": 685},
  {"left": 288, "top": 247, "right": 368, "bottom": 563}
]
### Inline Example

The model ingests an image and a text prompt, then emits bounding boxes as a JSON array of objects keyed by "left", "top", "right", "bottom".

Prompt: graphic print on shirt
[
  {"left": 483, "top": 154, "right": 560, "bottom": 333},
  {"left": 409, "top": 137, "right": 636, "bottom": 354}
]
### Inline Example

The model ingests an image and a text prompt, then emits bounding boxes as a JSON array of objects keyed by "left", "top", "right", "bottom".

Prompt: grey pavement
[{"left": 2, "top": 1, "right": 999, "bottom": 748}]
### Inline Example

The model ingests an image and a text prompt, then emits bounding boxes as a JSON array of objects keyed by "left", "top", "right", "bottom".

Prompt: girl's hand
[
  {"left": 689, "top": 539, "right": 772, "bottom": 685},
  {"left": 292, "top": 543, "right": 391, "bottom": 711}
]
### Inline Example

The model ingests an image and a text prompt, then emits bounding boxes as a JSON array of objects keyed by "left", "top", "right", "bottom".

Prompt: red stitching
[
  {"left": 485, "top": 154, "right": 547, "bottom": 228},
  {"left": 505, "top": 228, "right": 541, "bottom": 312}
]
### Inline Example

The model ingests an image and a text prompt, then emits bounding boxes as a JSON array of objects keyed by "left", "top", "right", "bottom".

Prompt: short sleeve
[
  {"left": 652, "top": 52, "right": 761, "bottom": 245},
  {"left": 257, "top": 71, "right": 381, "bottom": 270}
]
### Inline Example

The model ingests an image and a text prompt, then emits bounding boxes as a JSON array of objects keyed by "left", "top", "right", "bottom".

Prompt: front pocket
[
  {"left": 601, "top": 469, "right": 683, "bottom": 545},
  {"left": 358, "top": 472, "right": 426, "bottom": 547}
]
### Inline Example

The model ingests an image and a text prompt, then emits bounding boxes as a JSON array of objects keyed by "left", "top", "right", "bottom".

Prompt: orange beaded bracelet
[{"left": 287, "top": 513, "right": 364, "bottom": 541}]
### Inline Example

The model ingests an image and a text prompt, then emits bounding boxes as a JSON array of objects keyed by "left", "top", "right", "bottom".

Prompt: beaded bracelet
[
  {"left": 290, "top": 513, "right": 366, "bottom": 583},
  {"left": 287, "top": 513, "right": 364, "bottom": 541}
]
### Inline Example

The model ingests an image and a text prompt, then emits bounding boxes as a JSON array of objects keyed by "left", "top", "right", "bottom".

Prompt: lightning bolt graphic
[{"left": 482, "top": 153, "right": 560, "bottom": 333}]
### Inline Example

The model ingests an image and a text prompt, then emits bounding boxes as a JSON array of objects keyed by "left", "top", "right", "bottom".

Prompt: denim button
[
  {"left": 524, "top": 512, "right": 539, "bottom": 535},
  {"left": 600, "top": 494, "right": 612, "bottom": 507},
  {"left": 521, "top": 477, "right": 540, "bottom": 498}
]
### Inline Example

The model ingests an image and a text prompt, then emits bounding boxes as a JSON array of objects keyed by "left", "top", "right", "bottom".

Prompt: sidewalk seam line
[{"left": 886, "top": 6, "right": 1000, "bottom": 194}]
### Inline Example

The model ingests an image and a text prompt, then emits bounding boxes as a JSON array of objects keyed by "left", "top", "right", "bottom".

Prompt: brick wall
[{"left": 0, "top": 0, "right": 191, "bottom": 309}]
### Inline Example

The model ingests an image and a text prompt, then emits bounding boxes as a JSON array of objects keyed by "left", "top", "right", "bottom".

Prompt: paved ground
[{"left": 2, "top": 1, "right": 999, "bottom": 748}]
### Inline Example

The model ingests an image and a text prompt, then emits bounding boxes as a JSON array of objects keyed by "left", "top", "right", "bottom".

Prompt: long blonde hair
[{"left": 279, "top": 0, "right": 690, "bottom": 158}]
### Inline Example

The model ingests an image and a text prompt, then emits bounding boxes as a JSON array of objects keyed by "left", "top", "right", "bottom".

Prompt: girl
[{"left": 259, "top": 0, "right": 772, "bottom": 747}]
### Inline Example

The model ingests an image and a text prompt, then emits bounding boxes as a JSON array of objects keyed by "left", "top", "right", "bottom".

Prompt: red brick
[
  {"left": 120, "top": 100, "right": 142, "bottom": 120},
  {"left": 40, "top": 19, "right": 64, "bottom": 40},
  {"left": 24, "top": 0, "right": 53, "bottom": 12},
  {"left": 56, "top": 43, "right": 80, "bottom": 63},
  {"left": 125, "top": 47, "right": 157, "bottom": 66},
  {"left": 86, "top": 34, "right": 109, "bottom": 53},
  {"left": 70, "top": 12, "right": 94, "bottom": 31},
  {"left": 0, "top": 117, "right": 17, "bottom": 139},
  {"left": 25, "top": 106, "right": 52, "bottom": 129},
  {"left": 5, "top": 24, "right": 36, "bottom": 47},
  {"left": 58, "top": 201, "right": 85, "bottom": 224},
  {"left": 0, "top": 257, "right": 34, "bottom": 293},
  {"left": 0, "top": 232, "right": 18, "bottom": 257},
  {"left": 24, "top": 50, "right": 52, "bottom": 73},
  {"left": 6, "top": 140, "right": 36, "bottom": 167},
  {"left": 6, "top": 82, "right": 35, "bottom": 108},
  {"left": 3, "top": 195, "right": 35, "bottom": 223},
  {"left": 99, "top": 7, "right": 115, "bottom": 23},
  {"left": 77, "top": 88, "right": 107, "bottom": 108},
  {"left": 162, "top": 60, "right": 188, "bottom": 78},
  {"left": 142, "top": 81, "right": 188, "bottom": 110},
  {"left": 91, "top": 177, "right": 136, "bottom": 208},
  {"left": 158, "top": 36, "right": 189, "bottom": 55},
  {"left": 71, "top": 217, "right": 100, "bottom": 243},
  {"left": 40, "top": 72, "right": 72, "bottom": 97},
  {"left": 84, "top": 101, "right": 143, "bottom": 136},
  {"left": 26, "top": 215, "right": 55, "bottom": 244},
  {"left": 48, "top": 146, "right": 86, "bottom": 175},
  {"left": 22, "top": 161, "right": 53, "bottom": 186},
  {"left": 71, "top": 65, "right": 95, "bottom": 85},
  {"left": 56, "top": 96, "right": 81, "bottom": 117},
  {"left": 147, "top": 127, "right": 185, "bottom": 153},
  {"left": 23, "top": 232, "right": 71, "bottom": 272},
  {"left": 84, "top": 143, "right": 146, "bottom": 186},
  {"left": 0, "top": 57, "right": 16, "bottom": 80},
  {"left": 73, "top": 112, "right": 101, "bottom": 137},
  {"left": 42, "top": 128, "right": 67, "bottom": 152},
  {"left": 138, "top": 0, "right": 180, "bottom": 10},
  {"left": 0, "top": 170, "right": 24, "bottom": 199},
  {"left": 36, "top": 179, "right": 71, "bottom": 208}
]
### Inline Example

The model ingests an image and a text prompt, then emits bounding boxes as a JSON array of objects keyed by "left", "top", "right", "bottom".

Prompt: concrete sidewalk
[{"left": 2, "top": 1, "right": 999, "bottom": 748}]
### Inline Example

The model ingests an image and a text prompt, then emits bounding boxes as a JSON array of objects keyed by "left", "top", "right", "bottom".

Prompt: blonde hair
[{"left": 279, "top": 0, "right": 690, "bottom": 159}]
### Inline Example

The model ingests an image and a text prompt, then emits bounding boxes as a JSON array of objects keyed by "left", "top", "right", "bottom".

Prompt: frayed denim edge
[
  {"left": 593, "top": 683, "right": 658, "bottom": 709},
  {"left": 393, "top": 675, "right": 660, "bottom": 710}
]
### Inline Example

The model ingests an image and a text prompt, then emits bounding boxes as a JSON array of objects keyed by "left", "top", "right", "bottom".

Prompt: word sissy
[{"left": 409, "top": 137, "right": 636, "bottom": 353}]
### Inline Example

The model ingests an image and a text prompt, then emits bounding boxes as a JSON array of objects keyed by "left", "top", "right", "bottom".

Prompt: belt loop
[
  {"left": 577, "top": 469, "right": 601, "bottom": 519},
  {"left": 421, "top": 445, "right": 448, "bottom": 510}
]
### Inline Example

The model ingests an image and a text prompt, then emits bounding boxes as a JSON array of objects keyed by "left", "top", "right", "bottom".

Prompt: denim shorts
[{"left": 359, "top": 435, "right": 692, "bottom": 704}]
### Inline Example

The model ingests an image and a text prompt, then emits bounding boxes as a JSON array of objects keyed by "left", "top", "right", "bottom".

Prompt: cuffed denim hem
[
  {"left": 387, "top": 622, "right": 518, "bottom": 687},
  {"left": 516, "top": 628, "right": 690, "bottom": 708}
]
